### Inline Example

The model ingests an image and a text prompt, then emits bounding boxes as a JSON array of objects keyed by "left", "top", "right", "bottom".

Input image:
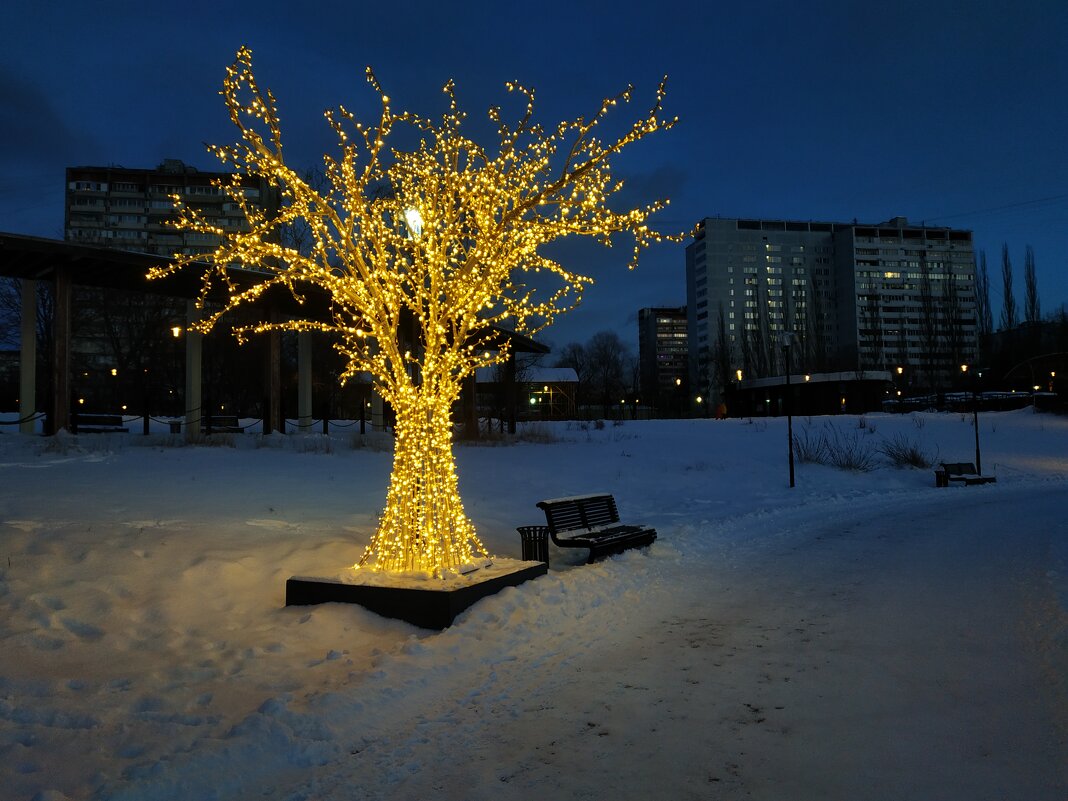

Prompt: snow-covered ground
[{"left": 1, "top": 409, "right": 1066, "bottom": 800}]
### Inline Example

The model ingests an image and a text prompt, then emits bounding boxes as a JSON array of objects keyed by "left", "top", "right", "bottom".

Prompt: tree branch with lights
[{"left": 151, "top": 46, "right": 679, "bottom": 575}]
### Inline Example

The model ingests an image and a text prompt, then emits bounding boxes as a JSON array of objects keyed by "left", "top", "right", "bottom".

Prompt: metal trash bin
[{"left": 517, "top": 525, "right": 550, "bottom": 565}]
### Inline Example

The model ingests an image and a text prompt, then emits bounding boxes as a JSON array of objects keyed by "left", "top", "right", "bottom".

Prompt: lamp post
[
  {"left": 962, "top": 364, "right": 982, "bottom": 475},
  {"left": 782, "top": 333, "right": 797, "bottom": 488}
]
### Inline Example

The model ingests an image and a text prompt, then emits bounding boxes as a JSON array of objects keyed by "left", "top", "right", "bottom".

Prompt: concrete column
[
  {"left": 19, "top": 279, "right": 36, "bottom": 434},
  {"left": 51, "top": 268, "right": 72, "bottom": 434},
  {"left": 297, "top": 330, "right": 313, "bottom": 432},
  {"left": 184, "top": 300, "right": 202, "bottom": 438}
]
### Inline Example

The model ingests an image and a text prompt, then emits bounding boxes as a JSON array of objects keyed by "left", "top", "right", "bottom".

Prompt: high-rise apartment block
[
  {"left": 686, "top": 216, "right": 978, "bottom": 393},
  {"left": 637, "top": 306, "right": 688, "bottom": 413},
  {"left": 65, "top": 159, "right": 278, "bottom": 257},
  {"left": 60, "top": 160, "right": 281, "bottom": 408}
]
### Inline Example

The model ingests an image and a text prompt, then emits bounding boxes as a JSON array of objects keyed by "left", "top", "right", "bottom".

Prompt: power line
[{"left": 924, "top": 194, "right": 1068, "bottom": 223}]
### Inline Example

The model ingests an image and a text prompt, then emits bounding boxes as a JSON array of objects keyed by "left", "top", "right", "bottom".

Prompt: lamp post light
[{"left": 781, "top": 333, "right": 798, "bottom": 488}]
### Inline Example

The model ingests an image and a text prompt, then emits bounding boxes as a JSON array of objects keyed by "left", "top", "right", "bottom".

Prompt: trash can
[
  {"left": 517, "top": 525, "right": 550, "bottom": 565},
  {"left": 934, "top": 469, "right": 948, "bottom": 488}
]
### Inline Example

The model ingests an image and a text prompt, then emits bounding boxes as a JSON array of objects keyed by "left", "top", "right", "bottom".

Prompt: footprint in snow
[
  {"left": 61, "top": 618, "right": 105, "bottom": 640},
  {"left": 245, "top": 519, "right": 295, "bottom": 529}
]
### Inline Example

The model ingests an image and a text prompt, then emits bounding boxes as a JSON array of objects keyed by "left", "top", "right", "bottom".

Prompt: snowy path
[
  {"left": 208, "top": 485, "right": 1068, "bottom": 801},
  {"left": 3, "top": 412, "right": 1067, "bottom": 800}
]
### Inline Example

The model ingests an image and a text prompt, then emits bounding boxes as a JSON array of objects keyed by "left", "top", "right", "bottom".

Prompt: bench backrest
[
  {"left": 208, "top": 415, "right": 240, "bottom": 427},
  {"left": 537, "top": 494, "right": 620, "bottom": 533},
  {"left": 76, "top": 414, "right": 124, "bottom": 426},
  {"left": 941, "top": 462, "right": 978, "bottom": 475}
]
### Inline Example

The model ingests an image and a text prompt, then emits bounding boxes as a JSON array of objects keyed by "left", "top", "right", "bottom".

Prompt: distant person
[{"left": 715, "top": 402, "right": 727, "bottom": 420}]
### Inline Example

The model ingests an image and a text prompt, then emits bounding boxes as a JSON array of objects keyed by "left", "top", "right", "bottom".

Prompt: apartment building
[
  {"left": 61, "top": 160, "right": 281, "bottom": 411},
  {"left": 65, "top": 159, "right": 278, "bottom": 257},
  {"left": 686, "top": 216, "right": 978, "bottom": 394},
  {"left": 637, "top": 306, "right": 688, "bottom": 414}
]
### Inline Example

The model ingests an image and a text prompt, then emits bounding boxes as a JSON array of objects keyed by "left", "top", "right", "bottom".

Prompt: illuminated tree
[{"left": 151, "top": 47, "right": 677, "bottom": 575}]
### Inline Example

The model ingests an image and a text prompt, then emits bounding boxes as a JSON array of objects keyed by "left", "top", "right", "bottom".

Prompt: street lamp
[
  {"left": 962, "top": 363, "right": 983, "bottom": 475},
  {"left": 781, "top": 332, "right": 798, "bottom": 488}
]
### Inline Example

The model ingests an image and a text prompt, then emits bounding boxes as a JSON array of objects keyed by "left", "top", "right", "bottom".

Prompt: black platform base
[{"left": 285, "top": 561, "right": 548, "bottom": 629}]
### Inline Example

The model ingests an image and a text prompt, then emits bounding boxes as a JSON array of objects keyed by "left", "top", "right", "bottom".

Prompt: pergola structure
[{"left": 0, "top": 232, "right": 545, "bottom": 436}]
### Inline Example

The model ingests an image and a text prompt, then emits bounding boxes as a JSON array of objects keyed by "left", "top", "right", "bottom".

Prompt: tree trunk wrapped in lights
[{"left": 151, "top": 46, "right": 680, "bottom": 576}]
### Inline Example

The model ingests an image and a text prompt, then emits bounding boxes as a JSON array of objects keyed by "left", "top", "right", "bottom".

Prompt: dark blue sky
[{"left": 3, "top": 1, "right": 1066, "bottom": 352}]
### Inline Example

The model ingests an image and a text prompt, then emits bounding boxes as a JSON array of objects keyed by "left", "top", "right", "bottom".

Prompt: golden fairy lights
[{"left": 149, "top": 46, "right": 679, "bottom": 575}]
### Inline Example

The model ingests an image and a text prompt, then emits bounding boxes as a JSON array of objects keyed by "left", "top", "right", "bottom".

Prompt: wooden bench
[
  {"left": 536, "top": 494, "right": 657, "bottom": 563},
  {"left": 73, "top": 413, "right": 128, "bottom": 434},
  {"left": 204, "top": 415, "right": 243, "bottom": 433},
  {"left": 935, "top": 462, "right": 996, "bottom": 487},
  {"left": 169, "top": 415, "right": 244, "bottom": 434}
]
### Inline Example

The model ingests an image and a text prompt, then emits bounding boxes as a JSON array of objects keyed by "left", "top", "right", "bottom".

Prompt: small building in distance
[{"left": 476, "top": 365, "right": 578, "bottom": 424}]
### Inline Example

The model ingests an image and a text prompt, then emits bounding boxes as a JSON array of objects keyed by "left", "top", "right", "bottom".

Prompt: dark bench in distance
[
  {"left": 168, "top": 415, "right": 244, "bottom": 434},
  {"left": 536, "top": 493, "right": 657, "bottom": 563},
  {"left": 203, "top": 415, "right": 243, "bottom": 433},
  {"left": 73, "top": 413, "right": 127, "bottom": 434},
  {"left": 934, "top": 462, "right": 996, "bottom": 487}
]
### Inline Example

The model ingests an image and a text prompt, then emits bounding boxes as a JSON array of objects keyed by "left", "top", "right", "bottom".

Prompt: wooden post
[{"left": 19, "top": 278, "right": 36, "bottom": 434}]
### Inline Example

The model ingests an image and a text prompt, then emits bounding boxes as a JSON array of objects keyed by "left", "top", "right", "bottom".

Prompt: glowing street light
[{"left": 403, "top": 207, "right": 424, "bottom": 239}]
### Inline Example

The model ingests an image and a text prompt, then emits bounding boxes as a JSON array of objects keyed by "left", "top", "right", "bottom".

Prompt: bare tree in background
[
  {"left": 1023, "top": 245, "right": 1040, "bottom": 325},
  {"left": 712, "top": 302, "right": 732, "bottom": 395},
  {"left": 805, "top": 271, "right": 829, "bottom": 372},
  {"left": 919, "top": 250, "right": 940, "bottom": 390},
  {"left": 975, "top": 251, "right": 993, "bottom": 340},
  {"left": 554, "top": 341, "right": 590, "bottom": 408},
  {"left": 862, "top": 290, "right": 884, "bottom": 370},
  {"left": 944, "top": 266, "right": 965, "bottom": 372},
  {"left": 586, "top": 330, "right": 629, "bottom": 416},
  {"left": 1000, "top": 244, "right": 1017, "bottom": 331},
  {"left": 0, "top": 279, "right": 17, "bottom": 350}
]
